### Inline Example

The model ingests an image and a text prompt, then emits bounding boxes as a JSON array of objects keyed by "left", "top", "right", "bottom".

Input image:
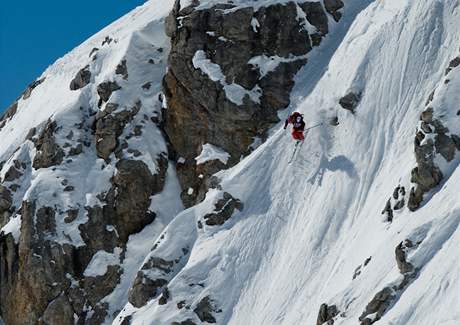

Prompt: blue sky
[{"left": 0, "top": 0, "right": 146, "bottom": 113}]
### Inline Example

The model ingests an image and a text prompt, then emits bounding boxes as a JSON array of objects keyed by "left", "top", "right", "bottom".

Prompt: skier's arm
[{"left": 284, "top": 118, "right": 290, "bottom": 129}]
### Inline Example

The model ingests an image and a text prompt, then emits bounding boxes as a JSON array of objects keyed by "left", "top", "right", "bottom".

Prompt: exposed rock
[
  {"left": 97, "top": 81, "right": 121, "bottom": 107},
  {"left": 70, "top": 65, "right": 91, "bottom": 90},
  {"left": 41, "top": 294, "right": 75, "bottom": 325},
  {"left": 395, "top": 240, "right": 414, "bottom": 274},
  {"left": 32, "top": 120, "right": 64, "bottom": 169},
  {"left": 172, "top": 320, "right": 197, "bottom": 325},
  {"left": 142, "top": 82, "right": 151, "bottom": 90},
  {"left": 95, "top": 101, "right": 140, "bottom": 160},
  {"left": 381, "top": 199, "right": 393, "bottom": 222},
  {"left": 116, "top": 59, "right": 129, "bottom": 80},
  {"left": 158, "top": 286, "right": 170, "bottom": 305},
  {"left": 0, "top": 201, "right": 74, "bottom": 324},
  {"left": 324, "top": 0, "right": 345, "bottom": 22},
  {"left": 203, "top": 192, "right": 243, "bottom": 226},
  {"left": 193, "top": 296, "right": 220, "bottom": 323},
  {"left": 164, "top": 1, "right": 335, "bottom": 205},
  {"left": 0, "top": 186, "right": 12, "bottom": 213},
  {"left": 339, "top": 92, "right": 361, "bottom": 113},
  {"left": 128, "top": 272, "right": 168, "bottom": 308},
  {"left": 64, "top": 209, "right": 79, "bottom": 223},
  {"left": 317, "top": 303, "right": 339, "bottom": 325},
  {"left": 359, "top": 287, "right": 394, "bottom": 324},
  {"left": 0, "top": 101, "right": 19, "bottom": 132},
  {"left": 107, "top": 157, "right": 167, "bottom": 242},
  {"left": 22, "top": 77, "right": 45, "bottom": 100},
  {"left": 3, "top": 165, "right": 23, "bottom": 182},
  {"left": 68, "top": 143, "right": 83, "bottom": 156},
  {"left": 101, "top": 36, "right": 113, "bottom": 46},
  {"left": 445, "top": 56, "right": 460, "bottom": 75},
  {"left": 89, "top": 47, "right": 99, "bottom": 57},
  {"left": 83, "top": 265, "right": 122, "bottom": 306}
]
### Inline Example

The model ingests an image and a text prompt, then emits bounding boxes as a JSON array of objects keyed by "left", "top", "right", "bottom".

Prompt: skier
[{"left": 284, "top": 112, "right": 306, "bottom": 141}]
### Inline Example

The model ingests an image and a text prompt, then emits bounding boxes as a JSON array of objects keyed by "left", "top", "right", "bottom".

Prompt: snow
[
  {"left": 83, "top": 247, "right": 122, "bottom": 277},
  {"left": 2, "top": 0, "right": 460, "bottom": 324},
  {"left": 249, "top": 54, "right": 308, "bottom": 79},
  {"left": 251, "top": 17, "right": 260, "bottom": 33},
  {"left": 121, "top": 0, "right": 460, "bottom": 324},
  {"left": 192, "top": 50, "right": 262, "bottom": 105},
  {"left": 0, "top": 214, "right": 21, "bottom": 243},
  {"left": 195, "top": 143, "right": 231, "bottom": 165}
]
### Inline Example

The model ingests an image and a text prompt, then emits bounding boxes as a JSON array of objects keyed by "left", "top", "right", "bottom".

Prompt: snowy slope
[
  {"left": 0, "top": 0, "right": 183, "bottom": 323},
  {"left": 1, "top": 0, "right": 460, "bottom": 324},
  {"left": 114, "top": 0, "right": 460, "bottom": 324}
]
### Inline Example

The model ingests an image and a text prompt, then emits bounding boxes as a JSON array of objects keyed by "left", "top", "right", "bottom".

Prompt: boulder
[
  {"left": 97, "top": 81, "right": 121, "bottom": 107},
  {"left": 339, "top": 92, "right": 361, "bottom": 113},
  {"left": 317, "top": 303, "right": 339, "bottom": 325},
  {"left": 116, "top": 59, "right": 128, "bottom": 80},
  {"left": 203, "top": 192, "right": 243, "bottom": 226},
  {"left": 32, "top": 120, "right": 64, "bottom": 169},
  {"left": 70, "top": 65, "right": 91, "bottom": 90}
]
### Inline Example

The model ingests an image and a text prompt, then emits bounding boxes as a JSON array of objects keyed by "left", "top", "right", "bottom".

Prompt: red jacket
[{"left": 284, "top": 113, "right": 305, "bottom": 131}]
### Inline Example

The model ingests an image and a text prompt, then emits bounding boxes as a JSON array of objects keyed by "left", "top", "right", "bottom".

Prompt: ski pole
[{"left": 304, "top": 123, "right": 323, "bottom": 131}]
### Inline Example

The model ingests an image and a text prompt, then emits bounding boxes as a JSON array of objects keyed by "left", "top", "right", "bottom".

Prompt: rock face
[
  {"left": 32, "top": 120, "right": 65, "bottom": 169},
  {"left": 22, "top": 77, "right": 46, "bottom": 100},
  {"left": 193, "top": 296, "right": 221, "bottom": 323},
  {"left": 94, "top": 101, "right": 141, "bottom": 160},
  {"left": 316, "top": 303, "right": 339, "bottom": 325},
  {"left": 408, "top": 107, "right": 451, "bottom": 211},
  {"left": 0, "top": 102, "right": 18, "bottom": 132},
  {"left": 97, "top": 81, "right": 121, "bottom": 107},
  {"left": 163, "top": 0, "right": 339, "bottom": 205},
  {"left": 70, "top": 65, "right": 92, "bottom": 90},
  {"left": 202, "top": 192, "right": 243, "bottom": 226}
]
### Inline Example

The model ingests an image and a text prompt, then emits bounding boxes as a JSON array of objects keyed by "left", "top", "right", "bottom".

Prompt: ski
[{"left": 288, "top": 140, "right": 304, "bottom": 164}]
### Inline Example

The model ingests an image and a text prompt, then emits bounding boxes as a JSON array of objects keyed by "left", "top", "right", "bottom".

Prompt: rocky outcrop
[
  {"left": 22, "top": 77, "right": 46, "bottom": 100},
  {"left": 324, "top": 0, "right": 345, "bottom": 22},
  {"left": 193, "top": 296, "right": 221, "bottom": 323},
  {"left": 164, "top": 1, "right": 340, "bottom": 205},
  {"left": 339, "top": 91, "right": 361, "bottom": 113},
  {"left": 316, "top": 303, "right": 339, "bottom": 325},
  {"left": 97, "top": 81, "right": 121, "bottom": 107},
  {"left": 395, "top": 239, "right": 414, "bottom": 274},
  {"left": 359, "top": 240, "right": 420, "bottom": 324},
  {"left": 202, "top": 192, "right": 243, "bottom": 226},
  {"left": 129, "top": 275, "right": 168, "bottom": 308},
  {"left": 32, "top": 120, "right": 65, "bottom": 169},
  {"left": 408, "top": 107, "right": 451, "bottom": 211},
  {"left": 116, "top": 60, "right": 128, "bottom": 80},
  {"left": 0, "top": 102, "right": 18, "bottom": 132},
  {"left": 70, "top": 65, "right": 91, "bottom": 90},
  {"left": 0, "top": 186, "right": 12, "bottom": 228},
  {"left": 108, "top": 158, "right": 168, "bottom": 242},
  {"left": 381, "top": 185, "right": 406, "bottom": 222},
  {"left": 94, "top": 101, "right": 141, "bottom": 160},
  {"left": 359, "top": 287, "right": 394, "bottom": 325}
]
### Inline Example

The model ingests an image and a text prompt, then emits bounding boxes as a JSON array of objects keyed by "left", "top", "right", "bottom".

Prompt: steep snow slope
[{"left": 115, "top": 0, "right": 460, "bottom": 324}]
